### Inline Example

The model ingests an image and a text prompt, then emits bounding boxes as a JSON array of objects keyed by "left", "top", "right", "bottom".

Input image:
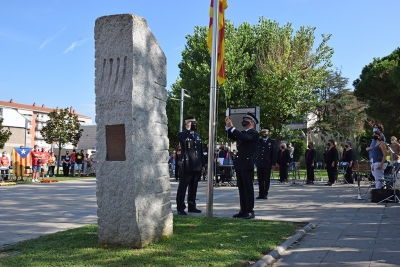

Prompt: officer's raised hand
[{"left": 225, "top": 116, "right": 233, "bottom": 128}]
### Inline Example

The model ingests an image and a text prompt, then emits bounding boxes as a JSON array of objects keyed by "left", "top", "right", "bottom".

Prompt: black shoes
[
  {"left": 233, "top": 211, "right": 255, "bottom": 219},
  {"left": 188, "top": 207, "right": 202, "bottom": 213},
  {"left": 177, "top": 210, "right": 187, "bottom": 215},
  {"left": 242, "top": 212, "right": 255, "bottom": 219},
  {"left": 256, "top": 195, "right": 268, "bottom": 199},
  {"left": 232, "top": 211, "right": 245, "bottom": 218}
]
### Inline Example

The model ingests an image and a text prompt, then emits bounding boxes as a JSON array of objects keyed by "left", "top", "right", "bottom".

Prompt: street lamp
[{"left": 170, "top": 88, "right": 191, "bottom": 132}]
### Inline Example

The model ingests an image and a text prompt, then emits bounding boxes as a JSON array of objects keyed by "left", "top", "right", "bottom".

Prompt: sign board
[{"left": 226, "top": 106, "right": 260, "bottom": 132}]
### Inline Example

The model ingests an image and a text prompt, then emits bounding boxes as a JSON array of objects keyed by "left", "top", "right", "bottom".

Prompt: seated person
[{"left": 213, "top": 153, "right": 223, "bottom": 184}]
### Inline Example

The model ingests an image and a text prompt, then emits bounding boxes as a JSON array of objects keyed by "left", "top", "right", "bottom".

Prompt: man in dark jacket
[
  {"left": 255, "top": 128, "right": 277, "bottom": 199},
  {"left": 305, "top": 142, "right": 317, "bottom": 184},
  {"left": 176, "top": 116, "right": 205, "bottom": 215},
  {"left": 225, "top": 112, "right": 259, "bottom": 219},
  {"left": 324, "top": 139, "right": 339, "bottom": 186}
]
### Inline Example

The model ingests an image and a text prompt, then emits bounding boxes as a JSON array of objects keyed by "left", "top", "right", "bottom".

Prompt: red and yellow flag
[
  {"left": 207, "top": 0, "right": 228, "bottom": 85},
  {"left": 12, "top": 147, "right": 32, "bottom": 177}
]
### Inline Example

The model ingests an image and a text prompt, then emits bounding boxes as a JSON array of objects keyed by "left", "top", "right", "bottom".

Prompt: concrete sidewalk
[{"left": 1, "top": 178, "right": 399, "bottom": 266}]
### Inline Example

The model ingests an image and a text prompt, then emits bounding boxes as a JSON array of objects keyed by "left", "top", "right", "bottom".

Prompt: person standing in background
[
  {"left": 62, "top": 151, "right": 71, "bottom": 177},
  {"left": 255, "top": 128, "right": 277, "bottom": 199},
  {"left": 389, "top": 136, "right": 400, "bottom": 165},
  {"left": 342, "top": 141, "right": 354, "bottom": 184},
  {"left": 47, "top": 152, "right": 56, "bottom": 177},
  {"left": 70, "top": 149, "right": 76, "bottom": 177},
  {"left": 277, "top": 143, "right": 290, "bottom": 184},
  {"left": 75, "top": 150, "right": 84, "bottom": 177},
  {"left": 30, "top": 145, "right": 42, "bottom": 183},
  {"left": 305, "top": 142, "right": 316, "bottom": 184},
  {"left": 324, "top": 139, "right": 339, "bottom": 186}
]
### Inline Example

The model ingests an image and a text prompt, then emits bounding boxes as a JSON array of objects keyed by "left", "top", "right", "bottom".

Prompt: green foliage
[
  {"left": 353, "top": 47, "right": 400, "bottom": 138},
  {"left": 40, "top": 108, "right": 83, "bottom": 174},
  {"left": 291, "top": 138, "right": 307, "bottom": 162},
  {"left": 254, "top": 18, "right": 334, "bottom": 136},
  {"left": 0, "top": 118, "right": 12, "bottom": 149},
  {"left": 311, "top": 69, "right": 366, "bottom": 138},
  {"left": 167, "top": 18, "right": 334, "bottom": 144}
]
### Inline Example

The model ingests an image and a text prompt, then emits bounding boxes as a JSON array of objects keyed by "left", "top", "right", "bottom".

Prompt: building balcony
[
  {"left": 36, "top": 125, "right": 43, "bottom": 130},
  {"left": 26, "top": 134, "right": 32, "bottom": 139},
  {"left": 27, "top": 124, "right": 32, "bottom": 129},
  {"left": 36, "top": 116, "right": 48, "bottom": 122},
  {"left": 35, "top": 133, "right": 44, "bottom": 139}
]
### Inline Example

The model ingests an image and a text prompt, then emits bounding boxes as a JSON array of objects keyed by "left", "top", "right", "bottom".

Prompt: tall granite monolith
[{"left": 94, "top": 14, "right": 172, "bottom": 248}]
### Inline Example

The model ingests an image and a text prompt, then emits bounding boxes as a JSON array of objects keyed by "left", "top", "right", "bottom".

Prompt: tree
[
  {"left": 254, "top": 18, "right": 334, "bottom": 136},
  {"left": 40, "top": 108, "right": 83, "bottom": 175},
  {"left": 168, "top": 18, "right": 333, "bottom": 145},
  {"left": 311, "top": 69, "right": 366, "bottom": 139},
  {"left": 0, "top": 118, "right": 12, "bottom": 149},
  {"left": 353, "top": 47, "right": 400, "bottom": 138}
]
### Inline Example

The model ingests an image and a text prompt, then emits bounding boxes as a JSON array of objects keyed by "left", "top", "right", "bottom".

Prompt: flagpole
[{"left": 206, "top": 0, "right": 220, "bottom": 218}]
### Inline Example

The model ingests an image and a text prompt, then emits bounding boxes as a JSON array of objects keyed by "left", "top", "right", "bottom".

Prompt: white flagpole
[{"left": 206, "top": 0, "right": 220, "bottom": 218}]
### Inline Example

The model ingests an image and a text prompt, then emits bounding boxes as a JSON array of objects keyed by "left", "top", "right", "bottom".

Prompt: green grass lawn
[{"left": 0, "top": 216, "right": 299, "bottom": 267}]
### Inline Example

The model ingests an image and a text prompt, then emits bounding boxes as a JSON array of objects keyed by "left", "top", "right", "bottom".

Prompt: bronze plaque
[{"left": 106, "top": 124, "right": 126, "bottom": 161}]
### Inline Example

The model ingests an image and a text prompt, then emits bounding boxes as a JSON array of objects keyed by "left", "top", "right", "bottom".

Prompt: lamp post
[{"left": 170, "top": 88, "right": 191, "bottom": 132}]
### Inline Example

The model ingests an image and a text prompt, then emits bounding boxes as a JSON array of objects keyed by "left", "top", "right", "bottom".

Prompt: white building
[{"left": 0, "top": 99, "right": 93, "bottom": 155}]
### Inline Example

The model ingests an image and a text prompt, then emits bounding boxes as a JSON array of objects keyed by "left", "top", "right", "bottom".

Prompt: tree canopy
[
  {"left": 167, "top": 17, "right": 333, "bottom": 145},
  {"left": 311, "top": 69, "right": 366, "bottom": 139},
  {"left": 353, "top": 47, "right": 400, "bottom": 137},
  {"left": 0, "top": 118, "right": 12, "bottom": 149},
  {"left": 40, "top": 108, "right": 83, "bottom": 174}
]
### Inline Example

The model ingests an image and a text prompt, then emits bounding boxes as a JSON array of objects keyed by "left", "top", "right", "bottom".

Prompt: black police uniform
[
  {"left": 305, "top": 147, "right": 317, "bottom": 183},
  {"left": 256, "top": 137, "right": 277, "bottom": 198},
  {"left": 176, "top": 129, "right": 205, "bottom": 213},
  {"left": 226, "top": 127, "right": 258, "bottom": 217}
]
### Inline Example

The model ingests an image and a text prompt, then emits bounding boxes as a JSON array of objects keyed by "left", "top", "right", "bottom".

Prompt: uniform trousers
[
  {"left": 327, "top": 165, "right": 338, "bottom": 184},
  {"left": 256, "top": 167, "right": 271, "bottom": 197},
  {"left": 306, "top": 164, "right": 315, "bottom": 181},
  {"left": 176, "top": 170, "right": 201, "bottom": 211},
  {"left": 236, "top": 169, "right": 255, "bottom": 213},
  {"left": 279, "top": 165, "right": 288, "bottom": 182}
]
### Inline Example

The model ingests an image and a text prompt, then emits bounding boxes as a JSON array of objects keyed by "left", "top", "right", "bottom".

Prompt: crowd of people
[
  {"left": 172, "top": 114, "right": 400, "bottom": 219},
  {"left": 0, "top": 145, "right": 97, "bottom": 183}
]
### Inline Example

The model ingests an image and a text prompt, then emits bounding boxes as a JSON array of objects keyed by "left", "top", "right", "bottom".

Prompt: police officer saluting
[
  {"left": 225, "top": 112, "right": 259, "bottom": 219},
  {"left": 176, "top": 116, "right": 205, "bottom": 215},
  {"left": 256, "top": 128, "right": 277, "bottom": 199}
]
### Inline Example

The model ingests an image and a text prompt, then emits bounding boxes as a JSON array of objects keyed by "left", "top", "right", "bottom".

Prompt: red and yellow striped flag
[
  {"left": 12, "top": 147, "right": 32, "bottom": 177},
  {"left": 207, "top": 0, "right": 228, "bottom": 85}
]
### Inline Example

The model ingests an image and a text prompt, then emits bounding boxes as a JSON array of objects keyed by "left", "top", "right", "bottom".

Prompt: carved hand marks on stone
[{"left": 100, "top": 56, "right": 128, "bottom": 95}]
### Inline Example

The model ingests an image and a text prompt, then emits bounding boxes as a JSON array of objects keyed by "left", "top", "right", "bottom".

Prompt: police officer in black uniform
[
  {"left": 176, "top": 116, "right": 205, "bottom": 215},
  {"left": 225, "top": 113, "right": 259, "bottom": 219},
  {"left": 256, "top": 128, "right": 277, "bottom": 199}
]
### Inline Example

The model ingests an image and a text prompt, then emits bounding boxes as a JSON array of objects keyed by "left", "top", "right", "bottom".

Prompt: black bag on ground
[{"left": 371, "top": 189, "right": 395, "bottom": 203}]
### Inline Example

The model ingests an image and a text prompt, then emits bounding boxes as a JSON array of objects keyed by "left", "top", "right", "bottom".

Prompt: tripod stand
[{"left": 378, "top": 162, "right": 400, "bottom": 203}]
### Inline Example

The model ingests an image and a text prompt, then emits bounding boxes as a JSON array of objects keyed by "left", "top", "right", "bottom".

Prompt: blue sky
[{"left": 1, "top": 0, "right": 399, "bottom": 122}]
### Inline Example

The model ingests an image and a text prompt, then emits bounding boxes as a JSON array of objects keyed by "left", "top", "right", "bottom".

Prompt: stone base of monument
[{"left": 95, "top": 14, "right": 173, "bottom": 248}]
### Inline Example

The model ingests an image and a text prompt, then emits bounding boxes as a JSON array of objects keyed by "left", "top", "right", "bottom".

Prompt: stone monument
[{"left": 94, "top": 14, "right": 173, "bottom": 248}]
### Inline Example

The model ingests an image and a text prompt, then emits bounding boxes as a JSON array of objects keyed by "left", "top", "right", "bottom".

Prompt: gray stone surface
[{"left": 94, "top": 14, "right": 172, "bottom": 248}]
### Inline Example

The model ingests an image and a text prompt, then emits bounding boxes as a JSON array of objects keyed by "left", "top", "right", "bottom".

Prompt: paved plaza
[{"left": 1, "top": 178, "right": 399, "bottom": 266}]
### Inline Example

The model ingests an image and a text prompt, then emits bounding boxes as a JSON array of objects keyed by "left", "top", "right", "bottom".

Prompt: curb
[{"left": 252, "top": 222, "right": 316, "bottom": 267}]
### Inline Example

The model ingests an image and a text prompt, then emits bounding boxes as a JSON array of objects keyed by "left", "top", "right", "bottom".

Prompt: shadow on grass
[{"left": 0, "top": 216, "right": 299, "bottom": 267}]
